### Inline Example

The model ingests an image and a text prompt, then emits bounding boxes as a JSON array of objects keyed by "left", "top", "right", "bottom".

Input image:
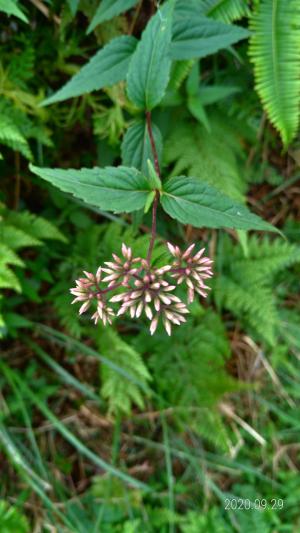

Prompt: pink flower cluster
[{"left": 70, "top": 242, "right": 213, "bottom": 336}]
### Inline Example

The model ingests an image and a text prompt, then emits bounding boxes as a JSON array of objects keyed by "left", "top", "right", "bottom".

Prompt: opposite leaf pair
[{"left": 29, "top": 164, "right": 277, "bottom": 232}]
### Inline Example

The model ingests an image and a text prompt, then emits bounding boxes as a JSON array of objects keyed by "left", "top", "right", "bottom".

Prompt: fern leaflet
[{"left": 249, "top": 0, "right": 300, "bottom": 145}]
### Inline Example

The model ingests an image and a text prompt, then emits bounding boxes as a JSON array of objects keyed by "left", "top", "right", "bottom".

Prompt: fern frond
[
  {"left": 52, "top": 293, "right": 83, "bottom": 339},
  {"left": 95, "top": 327, "right": 151, "bottom": 416},
  {"left": 235, "top": 511, "right": 270, "bottom": 533},
  {"left": 190, "top": 408, "right": 231, "bottom": 452},
  {"left": 233, "top": 236, "right": 300, "bottom": 282},
  {"left": 8, "top": 45, "right": 35, "bottom": 88},
  {"left": 217, "top": 277, "right": 277, "bottom": 345},
  {"left": 0, "top": 265, "right": 22, "bottom": 292},
  {"left": 215, "top": 235, "right": 300, "bottom": 345},
  {"left": 0, "top": 203, "right": 66, "bottom": 300},
  {"left": 1, "top": 225, "right": 41, "bottom": 249},
  {"left": 181, "top": 507, "right": 231, "bottom": 533},
  {"left": 6, "top": 210, "right": 66, "bottom": 243},
  {"left": 0, "top": 244, "right": 24, "bottom": 268},
  {"left": 135, "top": 307, "right": 239, "bottom": 450},
  {"left": 169, "top": 60, "right": 194, "bottom": 90},
  {"left": 164, "top": 117, "right": 245, "bottom": 201},
  {"left": 249, "top": 0, "right": 300, "bottom": 145},
  {"left": 0, "top": 115, "right": 32, "bottom": 159},
  {"left": 202, "top": 0, "right": 250, "bottom": 23},
  {"left": 0, "top": 97, "right": 52, "bottom": 149}
]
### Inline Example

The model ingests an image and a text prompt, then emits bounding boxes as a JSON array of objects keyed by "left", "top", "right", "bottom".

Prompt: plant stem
[
  {"left": 146, "top": 190, "right": 159, "bottom": 267},
  {"left": 97, "top": 281, "right": 124, "bottom": 295},
  {"left": 146, "top": 110, "right": 160, "bottom": 176},
  {"left": 145, "top": 110, "right": 161, "bottom": 267}
]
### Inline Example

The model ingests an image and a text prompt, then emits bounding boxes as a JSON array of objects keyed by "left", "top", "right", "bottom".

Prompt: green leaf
[
  {"left": 0, "top": 0, "right": 28, "bottom": 23},
  {"left": 30, "top": 164, "right": 152, "bottom": 213},
  {"left": 127, "top": 1, "right": 174, "bottom": 110},
  {"left": 197, "top": 84, "right": 240, "bottom": 105},
  {"left": 144, "top": 191, "right": 156, "bottom": 213},
  {"left": 0, "top": 265, "right": 21, "bottom": 292},
  {"left": 0, "top": 500, "right": 30, "bottom": 533},
  {"left": 163, "top": 116, "right": 246, "bottom": 201},
  {"left": 147, "top": 160, "right": 162, "bottom": 190},
  {"left": 201, "top": 0, "right": 250, "bottom": 23},
  {"left": 186, "top": 61, "right": 200, "bottom": 96},
  {"left": 161, "top": 176, "right": 278, "bottom": 232},
  {"left": 66, "top": 0, "right": 79, "bottom": 16},
  {"left": 187, "top": 96, "right": 210, "bottom": 131},
  {"left": 0, "top": 115, "right": 32, "bottom": 160},
  {"left": 171, "top": 2, "right": 250, "bottom": 60},
  {"left": 98, "top": 327, "right": 151, "bottom": 415},
  {"left": 121, "top": 120, "right": 162, "bottom": 176},
  {"left": 249, "top": 0, "right": 300, "bottom": 146},
  {"left": 0, "top": 362, "right": 150, "bottom": 492},
  {"left": 87, "top": 0, "right": 139, "bottom": 33},
  {"left": 41, "top": 36, "right": 137, "bottom": 106}
]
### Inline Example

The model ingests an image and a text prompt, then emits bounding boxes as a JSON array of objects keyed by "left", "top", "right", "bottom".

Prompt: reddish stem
[
  {"left": 146, "top": 110, "right": 160, "bottom": 176},
  {"left": 97, "top": 281, "right": 124, "bottom": 295},
  {"left": 145, "top": 111, "right": 161, "bottom": 268},
  {"left": 146, "top": 190, "right": 159, "bottom": 267}
]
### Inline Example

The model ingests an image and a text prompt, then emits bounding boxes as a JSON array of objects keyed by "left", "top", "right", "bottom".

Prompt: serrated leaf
[
  {"left": 171, "top": 2, "right": 250, "bottom": 60},
  {"left": 121, "top": 120, "right": 162, "bottom": 176},
  {"left": 30, "top": 164, "right": 152, "bottom": 213},
  {"left": 87, "top": 0, "right": 139, "bottom": 33},
  {"left": 161, "top": 176, "right": 278, "bottom": 232},
  {"left": 0, "top": 0, "right": 28, "bottom": 23},
  {"left": 6, "top": 210, "right": 67, "bottom": 243},
  {"left": 0, "top": 244, "right": 24, "bottom": 268},
  {"left": 41, "top": 36, "right": 137, "bottom": 106},
  {"left": 0, "top": 265, "right": 22, "bottom": 292},
  {"left": 0, "top": 115, "right": 32, "bottom": 160},
  {"left": 2, "top": 225, "right": 42, "bottom": 249},
  {"left": 127, "top": 1, "right": 174, "bottom": 110}
]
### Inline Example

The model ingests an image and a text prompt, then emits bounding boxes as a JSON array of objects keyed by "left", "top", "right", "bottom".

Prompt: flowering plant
[{"left": 30, "top": 0, "right": 277, "bottom": 336}]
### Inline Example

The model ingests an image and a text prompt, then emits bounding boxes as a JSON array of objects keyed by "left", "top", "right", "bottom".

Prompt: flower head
[
  {"left": 70, "top": 268, "right": 115, "bottom": 326},
  {"left": 167, "top": 242, "right": 213, "bottom": 303},
  {"left": 150, "top": 300, "right": 189, "bottom": 336},
  {"left": 101, "top": 243, "right": 141, "bottom": 286},
  {"left": 70, "top": 241, "right": 213, "bottom": 336},
  {"left": 110, "top": 270, "right": 178, "bottom": 318}
]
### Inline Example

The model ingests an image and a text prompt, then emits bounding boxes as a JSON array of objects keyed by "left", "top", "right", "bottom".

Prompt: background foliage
[{"left": 1, "top": 0, "right": 300, "bottom": 531}]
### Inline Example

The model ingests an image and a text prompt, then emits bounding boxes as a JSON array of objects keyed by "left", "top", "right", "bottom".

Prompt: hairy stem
[
  {"left": 146, "top": 190, "right": 159, "bottom": 267},
  {"left": 146, "top": 110, "right": 160, "bottom": 176},
  {"left": 145, "top": 111, "right": 161, "bottom": 267}
]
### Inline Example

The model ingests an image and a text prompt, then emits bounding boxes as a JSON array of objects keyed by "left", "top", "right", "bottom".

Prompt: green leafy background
[{"left": 1, "top": 0, "right": 300, "bottom": 531}]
